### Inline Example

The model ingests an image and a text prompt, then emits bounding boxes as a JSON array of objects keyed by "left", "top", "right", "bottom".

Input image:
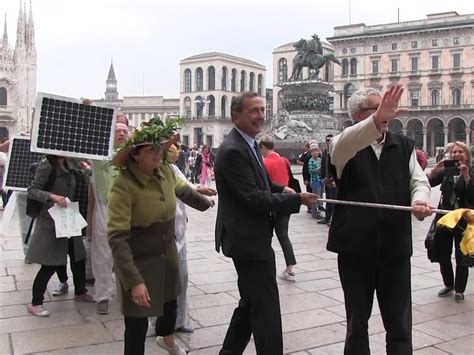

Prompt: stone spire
[
  {"left": 15, "top": 0, "right": 25, "bottom": 48},
  {"left": 105, "top": 60, "right": 119, "bottom": 101},
  {"left": 2, "top": 14, "right": 8, "bottom": 51},
  {"left": 26, "top": 0, "right": 35, "bottom": 50}
]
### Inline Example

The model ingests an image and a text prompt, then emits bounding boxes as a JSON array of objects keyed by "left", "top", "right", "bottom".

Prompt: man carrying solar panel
[{"left": 88, "top": 113, "right": 130, "bottom": 314}]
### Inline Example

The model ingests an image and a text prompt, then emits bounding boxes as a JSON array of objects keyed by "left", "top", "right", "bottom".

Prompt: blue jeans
[{"left": 310, "top": 181, "right": 323, "bottom": 214}]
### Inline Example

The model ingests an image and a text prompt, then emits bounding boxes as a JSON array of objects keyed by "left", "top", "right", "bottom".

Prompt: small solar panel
[
  {"left": 3, "top": 137, "right": 44, "bottom": 191},
  {"left": 31, "top": 93, "right": 116, "bottom": 160}
]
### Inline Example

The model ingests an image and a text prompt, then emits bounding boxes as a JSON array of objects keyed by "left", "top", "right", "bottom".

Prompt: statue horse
[{"left": 290, "top": 52, "right": 341, "bottom": 81}]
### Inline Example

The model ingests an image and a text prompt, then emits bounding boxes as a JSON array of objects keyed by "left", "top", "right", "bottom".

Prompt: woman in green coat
[{"left": 108, "top": 118, "right": 212, "bottom": 355}]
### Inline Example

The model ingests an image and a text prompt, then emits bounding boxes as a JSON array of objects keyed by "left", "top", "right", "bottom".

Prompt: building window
[
  {"left": 249, "top": 72, "right": 255, "bottom": 92},
  {"left": 452, "top": 88, "right": 461, "bottom": 106},
  {"left": 350, "top": 58, "right": 357, "bottom": 75},
  {"left": 342, "top": 59, "right": 349, "bottom": 76},
  {"left": 453, "top": 37, "right": 460, "bottom": 45},
  {"left": 431, "top": 56, "right": 439, "bottom": 70},
  {"left": 278, "top": 58, "right": 288, "bottom": 83},
  {"left": 0, "top": 87, "right": 7, "bottom": 106},
  {"left": 411, "top": 57, "right": 418, "bottom": 71},
  {"left": 390, "top": 59, "right": 398, "bottom": 73},
  {"left": 343, "top": 83, "right": 354, "bottom": 109},
  {"left": 258, "top": 74, "right": 264, "bottom": 96},
  {"left": 342, "top": 48, "right": 347, "bottom": 54},
  {"left": 410, "top": 90, "right": 419, "bottom": 107},
  {"left": 184, "top": 69, "right": 192, "bottom": 93},
  {"left": 431, "top": 89, "right": 440, "bottom": 107},
  {"left": 240, "top": 70, "right": 247, "bottom": 92},
  {"left": 195, "top": 68, "right": 203, "bottom": 91},
  {"left": 221, "top": 67, "right": 228, "bottom": 91},
  {"left": 372, "top": 45, "right": 378, "bottom": 52},
  {"left": 207, "top": 66, "right": 215, "bottom": 91},
  {"left": 391, "top": 43, "right": 398, "bottom": 51},
  {"left": 231, "top": 69, "right": 237, "bottom": 92},
  {"left": 411, "top": 41, "right": 418, "bottom": 49},
  {"left": 350, "top": 47, "right": 356, "bottom": 54},
  {"left": 372, "top": 60, "right": 379, "bottom": 74},
  {"left": 432, "top": 39, "right": 438, "bottom": 47},
  {"left": 208, "top": 95, "right": 215, "bottom": 117},
  {"left": 453, "top": 53, "right": 461, "bottom": 68}
]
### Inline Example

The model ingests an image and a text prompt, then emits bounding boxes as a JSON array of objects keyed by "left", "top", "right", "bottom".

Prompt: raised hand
[{"left": 373, "top": 84, "right": 407, "bottom": 125}]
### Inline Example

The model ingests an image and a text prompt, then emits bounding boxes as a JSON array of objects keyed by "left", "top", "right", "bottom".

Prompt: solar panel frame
[
  {"left": 31, "top": 92, "right": 117, "bottom": 160},
  {"left": 3, "top": 136, "right": 44, "bottom": 192}
]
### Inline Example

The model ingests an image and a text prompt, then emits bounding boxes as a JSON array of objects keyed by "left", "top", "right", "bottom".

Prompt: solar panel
[
  {"left": 31, "top": 93, "right": 117, "bottom": 160},
  {"left": 3, "top": 136, "right": 43, "bottom": 191}
]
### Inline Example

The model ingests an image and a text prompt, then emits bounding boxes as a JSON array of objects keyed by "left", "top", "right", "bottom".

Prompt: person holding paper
[{"left": 26, "top": 155, "right": 93, "bottom": 317}]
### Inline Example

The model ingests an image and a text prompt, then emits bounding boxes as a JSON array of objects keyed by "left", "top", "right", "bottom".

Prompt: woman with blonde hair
[{"left": 428, "top": 141, "right": 472, "bottom": 303}]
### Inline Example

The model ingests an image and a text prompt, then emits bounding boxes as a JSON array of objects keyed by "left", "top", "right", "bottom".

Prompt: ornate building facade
[
  {"left": 93, "top": 62, "right": 179, "bottom": 129},
  {"left": 0, "top": 2, "right": 37, "bottom": 139},
  {"left": 179, "top": 52, "right": 266, "bottom": 148},
  {"left": 328, "top": 11, "right": 474, "bottom": 156}
]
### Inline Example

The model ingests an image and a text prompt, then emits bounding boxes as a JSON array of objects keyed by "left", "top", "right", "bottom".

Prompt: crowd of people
[{"left": 0, "top": 87, "right": 472, "bottom": 355}]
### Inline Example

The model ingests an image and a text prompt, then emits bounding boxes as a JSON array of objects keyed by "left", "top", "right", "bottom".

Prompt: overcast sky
[{"left": 2, "top": 0, "right": 473, "bottom": 99}]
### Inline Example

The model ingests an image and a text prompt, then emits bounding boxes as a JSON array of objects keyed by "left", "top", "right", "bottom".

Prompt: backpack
[{"left": 26, "top": 161, "right": 57, "bottom": 218}]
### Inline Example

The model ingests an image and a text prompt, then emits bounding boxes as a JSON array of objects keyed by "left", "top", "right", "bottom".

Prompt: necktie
[{"left": 253, "top": 141, "right": 270, "bottom": 191}]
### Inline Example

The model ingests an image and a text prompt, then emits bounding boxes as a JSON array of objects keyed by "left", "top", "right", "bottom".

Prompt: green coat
[{"left": 108, "top": 162, "right": 211, "bottom": 317}]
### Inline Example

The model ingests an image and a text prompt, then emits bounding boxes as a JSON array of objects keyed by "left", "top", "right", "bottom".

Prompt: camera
[{"left": 443, "top": 159, "right": 460, "bottom": 176}]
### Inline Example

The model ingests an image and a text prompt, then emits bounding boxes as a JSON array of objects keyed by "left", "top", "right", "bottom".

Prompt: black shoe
[
  {"left": 85, "top": 278, "right": 95, "bottom": 285},
  {"left": 317, "top": 219, "right": 329, "bottom": 225},
  {"left": 437, "top": 286, "right": 454, "bottom": 297},
  {"left": 175, "top": 326, "right": 194, "bottom": 333},
  {"left": 454, "top": 292, "right": 465, "bottom": 303}
]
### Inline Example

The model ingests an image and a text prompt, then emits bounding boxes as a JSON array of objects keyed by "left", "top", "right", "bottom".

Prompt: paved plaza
[{"left": 0, "top": 182, "right": 473, "bottom": 354}]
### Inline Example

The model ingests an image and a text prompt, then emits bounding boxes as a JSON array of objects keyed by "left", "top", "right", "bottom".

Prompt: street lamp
[{"left": 194, "top": 96, "right": 211, "bottom": 147}]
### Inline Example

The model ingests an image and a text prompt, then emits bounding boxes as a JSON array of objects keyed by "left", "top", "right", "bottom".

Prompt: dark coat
[
  {"left": 214, "top": 128, "right": 301, "bottom": 261},
  {"left": 26, "top": 159, "right": 86, "bottom": 265}
]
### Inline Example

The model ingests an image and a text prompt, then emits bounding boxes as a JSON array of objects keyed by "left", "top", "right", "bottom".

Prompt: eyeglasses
[{"left": 360, "top": 106, "right": 379, "bottom": 112}]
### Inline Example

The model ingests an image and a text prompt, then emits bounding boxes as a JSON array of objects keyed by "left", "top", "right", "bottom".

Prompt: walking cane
[{"left": 318, "top": 198, "right": 451, "bottom": 215}]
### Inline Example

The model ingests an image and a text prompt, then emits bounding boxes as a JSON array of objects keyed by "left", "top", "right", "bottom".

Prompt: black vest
[{"left": 327, "top": 133, "right": 415, "bottom": 260}]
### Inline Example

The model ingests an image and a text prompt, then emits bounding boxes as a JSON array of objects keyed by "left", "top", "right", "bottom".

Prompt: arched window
[
  {"left": 221, "top": 96, "right": 227, "bottom": 117},
  {"left": 184, "top": 69, "right": 192, "bottom": 93},
  {"left": 207, "top": 66, "right": 215, "bottom": 91},
  {"left": 221, "top": 67, "right": 228, "bottom": 91},
  {"left": 184, "top": 96, "right": 192, "bottom": 117},
  {"left": 249, "top": 72, "right": 255, "bottom": 92},
  {"left": 278, "top": 58, "right": 288, "bottom": 83},
  {"left": 195, "top": 95, "right": 203, "bottom": 118},
  {"left": 231, "top": 69, "right": 237, "bottom": 92},
  {"left": 350, "top": 58, "right": 357, "bottom": 75},
  {"left": 431, "top": 89, "right": 440, "bottom": 107},
  {"left": 258, "top": 75, "right": 264, "bottom": 96},
  {"left": 240, "top": 70, "right": 247, "bottom": 92},
  {"left": 195, "top": 68, "right": 203, "bottom": 91},
  {"left": 342, "top": 59, "right": 349, "bottom": 76},
  {"left": 0, "top": 87, "right": 7, "bottom": 106},
  {"left": 344, "top": 83, "right": 354, "bottom": 109},
  {"left": 207, "top": 95, "right": 215, "bottom": 117},
  {"left": 452, "top": 88, "right": 461, "bottom": 106}
]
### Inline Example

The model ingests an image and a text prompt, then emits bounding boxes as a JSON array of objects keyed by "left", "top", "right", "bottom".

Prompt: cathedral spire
[
  {"left": 15, "top": 0, "right": 25, "bottom": 48},
  {"left": 2, "top": 13, "right": 8, "bottom": 50},
  {"left": 26, "top": 0, "right": 35, "bottom": 48}
]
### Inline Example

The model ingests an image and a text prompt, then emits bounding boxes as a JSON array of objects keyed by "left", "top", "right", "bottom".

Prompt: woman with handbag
[{"left": 428, "top": 141, "right": 473, "bottom": 303}]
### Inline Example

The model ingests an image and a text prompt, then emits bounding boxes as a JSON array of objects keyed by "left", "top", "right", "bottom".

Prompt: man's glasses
[{"left": 360, "top": 106, "right": 379, "bottom": 112}]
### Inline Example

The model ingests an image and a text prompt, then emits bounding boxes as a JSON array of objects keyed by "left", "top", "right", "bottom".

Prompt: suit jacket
[{"left": 214, "top": 128, "right": 301, "bottom": 260}]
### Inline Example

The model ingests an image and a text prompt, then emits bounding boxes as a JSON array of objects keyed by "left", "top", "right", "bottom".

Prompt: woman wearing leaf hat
[{"left": 108, "top": 118, "right": 213, "bottom": 355}]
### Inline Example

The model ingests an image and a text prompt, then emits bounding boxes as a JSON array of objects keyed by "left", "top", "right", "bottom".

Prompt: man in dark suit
[{"left": 214, "top": 92, "right": 318, "bottom": 354}]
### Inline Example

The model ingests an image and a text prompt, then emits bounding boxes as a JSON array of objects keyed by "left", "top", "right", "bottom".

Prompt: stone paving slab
[{"left": 0, "top": 185, "right": 472, "bottom": 354}]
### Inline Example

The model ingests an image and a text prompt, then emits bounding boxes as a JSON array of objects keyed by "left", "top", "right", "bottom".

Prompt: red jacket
[{"left": 263, "top": 152, "right": 290, "bottom": 186}]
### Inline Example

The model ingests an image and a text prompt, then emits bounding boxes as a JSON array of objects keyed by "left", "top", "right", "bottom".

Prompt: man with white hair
[{"left": 328, "top": 85, "right": 432, "bottom": 354}]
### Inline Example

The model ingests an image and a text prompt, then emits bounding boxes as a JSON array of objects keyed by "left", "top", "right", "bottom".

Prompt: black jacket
[{"left": 214, "top": 128, "right": 301, "bottom": 260}]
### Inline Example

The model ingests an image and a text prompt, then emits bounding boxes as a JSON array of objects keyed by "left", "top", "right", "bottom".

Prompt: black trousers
[
  {"left": 324, "top": 186, "right": 337, "bottom": 221},
  {"left": 274, "top": 215, "right": 296, "bottom": 266},
  {"left": 124, "top": 299, "right": 177, "bottom": 355},
  {"left": 437, "top": 228, "right": 469, "bottom": 293},
  {"left": 220, "top": 251, "right": 283, "bottom": 355},
  {"left": 32, "top": 238, "right": 87, "bottom": 305},
  {"left": 338, "top": 254, "right": 412, "bottom": 355}
]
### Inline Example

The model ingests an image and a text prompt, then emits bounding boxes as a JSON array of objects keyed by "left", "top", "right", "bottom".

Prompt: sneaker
[
  {"left": 317, "top": 219, "right": 330, "bottom": 225},
  {"left": 52, "top": 282, "right": 69, "bottom": 296},
  {"left": 74, "top": 292, "right": 94, "bottom": 302},
  {"left": 27, "top": 303, "right": 50, "bottom": 317},
  {"left": 454, "top": 292, "right": 465, "bottom": 303},
  {"left": 437, "top": 286, "right": 454, "bottom": 297},
  {"left": 155, "top": 336, "right": 186, "bottom": 355},
  {"left": 96, "top": 299, "right": 109, "bottom": 314},
  {"left": 279, "top": 270, "right": 296, "bottom": 282}
]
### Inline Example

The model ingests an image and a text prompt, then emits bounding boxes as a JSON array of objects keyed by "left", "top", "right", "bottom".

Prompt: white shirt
[{"left": 330, "top": 115, "right": 430, "bottom": 204}]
